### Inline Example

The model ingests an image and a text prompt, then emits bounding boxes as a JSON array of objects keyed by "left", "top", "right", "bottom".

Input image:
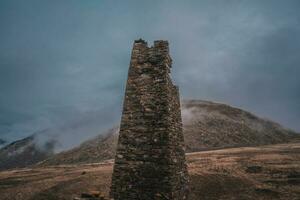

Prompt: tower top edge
[
  {"left": 134, "top": 38, "right": 148, "bottom": 44},
  {"left": 133, "top": 39, "right": 169, "bottom": 48}
]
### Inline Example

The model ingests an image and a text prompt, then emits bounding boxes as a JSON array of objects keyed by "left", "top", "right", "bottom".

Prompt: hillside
[
  {"left": 41, "top": 100, "right": 299, "bottom": 166},
  {"left": 182, "top": 100, "right": 298, "bottom": 151},
  {"left": 40, "top": 128, "right": 119, "bottom": 166},
  {"left": 0, "top": 135, "right": 56, "bottom": 171},
  {"left": 0, "top": 142, "right": 299, "bottom": 200}
]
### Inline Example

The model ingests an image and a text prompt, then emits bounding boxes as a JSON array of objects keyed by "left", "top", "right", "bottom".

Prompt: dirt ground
[{"left": 0, "top": 142, "right": 299, "bottom": 200}]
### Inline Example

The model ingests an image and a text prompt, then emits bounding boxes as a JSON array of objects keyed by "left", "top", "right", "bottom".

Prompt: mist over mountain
[
  {"left": 0, "top": 139, "right": 6, "bottom": 148},
  {"left": 182, "top": 100, "right": 298, "bottom": 151},
  {"left": 0, "top": 1, "right": 299, "bottom": 199},
  {"left": 1, "top": 100, "right": 298, "bottom": 170},
  {"left": 0, "top": 135, "right": 55, "bottom": 170},
  {"left": 42, "top": 100, "right": 299, "bottom": 166}
]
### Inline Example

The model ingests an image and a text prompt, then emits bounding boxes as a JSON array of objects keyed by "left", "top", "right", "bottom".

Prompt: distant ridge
[
  {"left": 41, "top": 100, "right": 299, "bottom": 166},
  {"left": 182, "top": 100, "right": 298, "bottom": 151},
  {"left": 1, "top": 99, "right": 298, "bottom": 170},
  {"left": 0, "top": 135, "right": 55, "bottom": 170}
]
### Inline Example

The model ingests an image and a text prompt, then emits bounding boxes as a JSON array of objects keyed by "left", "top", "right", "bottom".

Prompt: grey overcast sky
[{"left": 0, "top": 0, "right": 299, "bottom": 148}]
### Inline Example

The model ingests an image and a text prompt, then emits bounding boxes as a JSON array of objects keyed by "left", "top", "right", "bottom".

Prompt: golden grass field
[{"left": 0, "top": 142, "right": 299, "bottom": 200}]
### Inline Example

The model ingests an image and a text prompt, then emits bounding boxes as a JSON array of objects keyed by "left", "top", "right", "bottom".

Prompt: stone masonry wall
[{"left": 110, "top": 39, "right": 189, "bottom": 200}]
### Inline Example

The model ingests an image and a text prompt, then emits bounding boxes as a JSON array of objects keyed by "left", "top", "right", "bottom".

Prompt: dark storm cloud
[{"left": 0, "top": 0, "right": 299, "bottom": 150}]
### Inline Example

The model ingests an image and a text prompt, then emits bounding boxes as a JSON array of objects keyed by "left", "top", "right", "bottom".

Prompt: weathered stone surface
[{"left": 110, "top": 39, "right": 189, "bottom": 200}]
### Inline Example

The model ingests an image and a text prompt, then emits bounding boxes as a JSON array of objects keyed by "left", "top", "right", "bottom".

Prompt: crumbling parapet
[{"left": 110, "top": 39, "right": 189, "bottom": 200}]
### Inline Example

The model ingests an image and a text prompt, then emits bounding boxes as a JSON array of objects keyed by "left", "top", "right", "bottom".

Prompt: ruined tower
[{"left": 110, "top": 39, "right": 188, "bottom": 200}]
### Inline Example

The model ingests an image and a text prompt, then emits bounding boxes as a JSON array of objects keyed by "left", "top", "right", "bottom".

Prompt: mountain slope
[
  {"left": 182, "top": 100, "right": 298, "bottom": 151},
  {"left": 39, "top": 128, "right": 119, "bottom": 166},
  {"left": 41, "top": 100, "right": 299, "bottom": 166},
  {"left": 0, "top": 135, "right": 56, "bottom": 170}
]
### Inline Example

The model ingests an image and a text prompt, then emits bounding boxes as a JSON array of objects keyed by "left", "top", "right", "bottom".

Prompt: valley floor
[{"left": 0, "top": 142, "right": 299, "bottom": 200}]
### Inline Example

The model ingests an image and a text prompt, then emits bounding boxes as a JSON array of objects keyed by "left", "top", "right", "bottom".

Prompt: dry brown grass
[{"left": 0, "top": 142, "right": 299, "bottom": 200}]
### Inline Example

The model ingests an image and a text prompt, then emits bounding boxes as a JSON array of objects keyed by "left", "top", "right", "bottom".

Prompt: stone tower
[{"left": 110, "top": 39, "right": 188, "bottom": 200}]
